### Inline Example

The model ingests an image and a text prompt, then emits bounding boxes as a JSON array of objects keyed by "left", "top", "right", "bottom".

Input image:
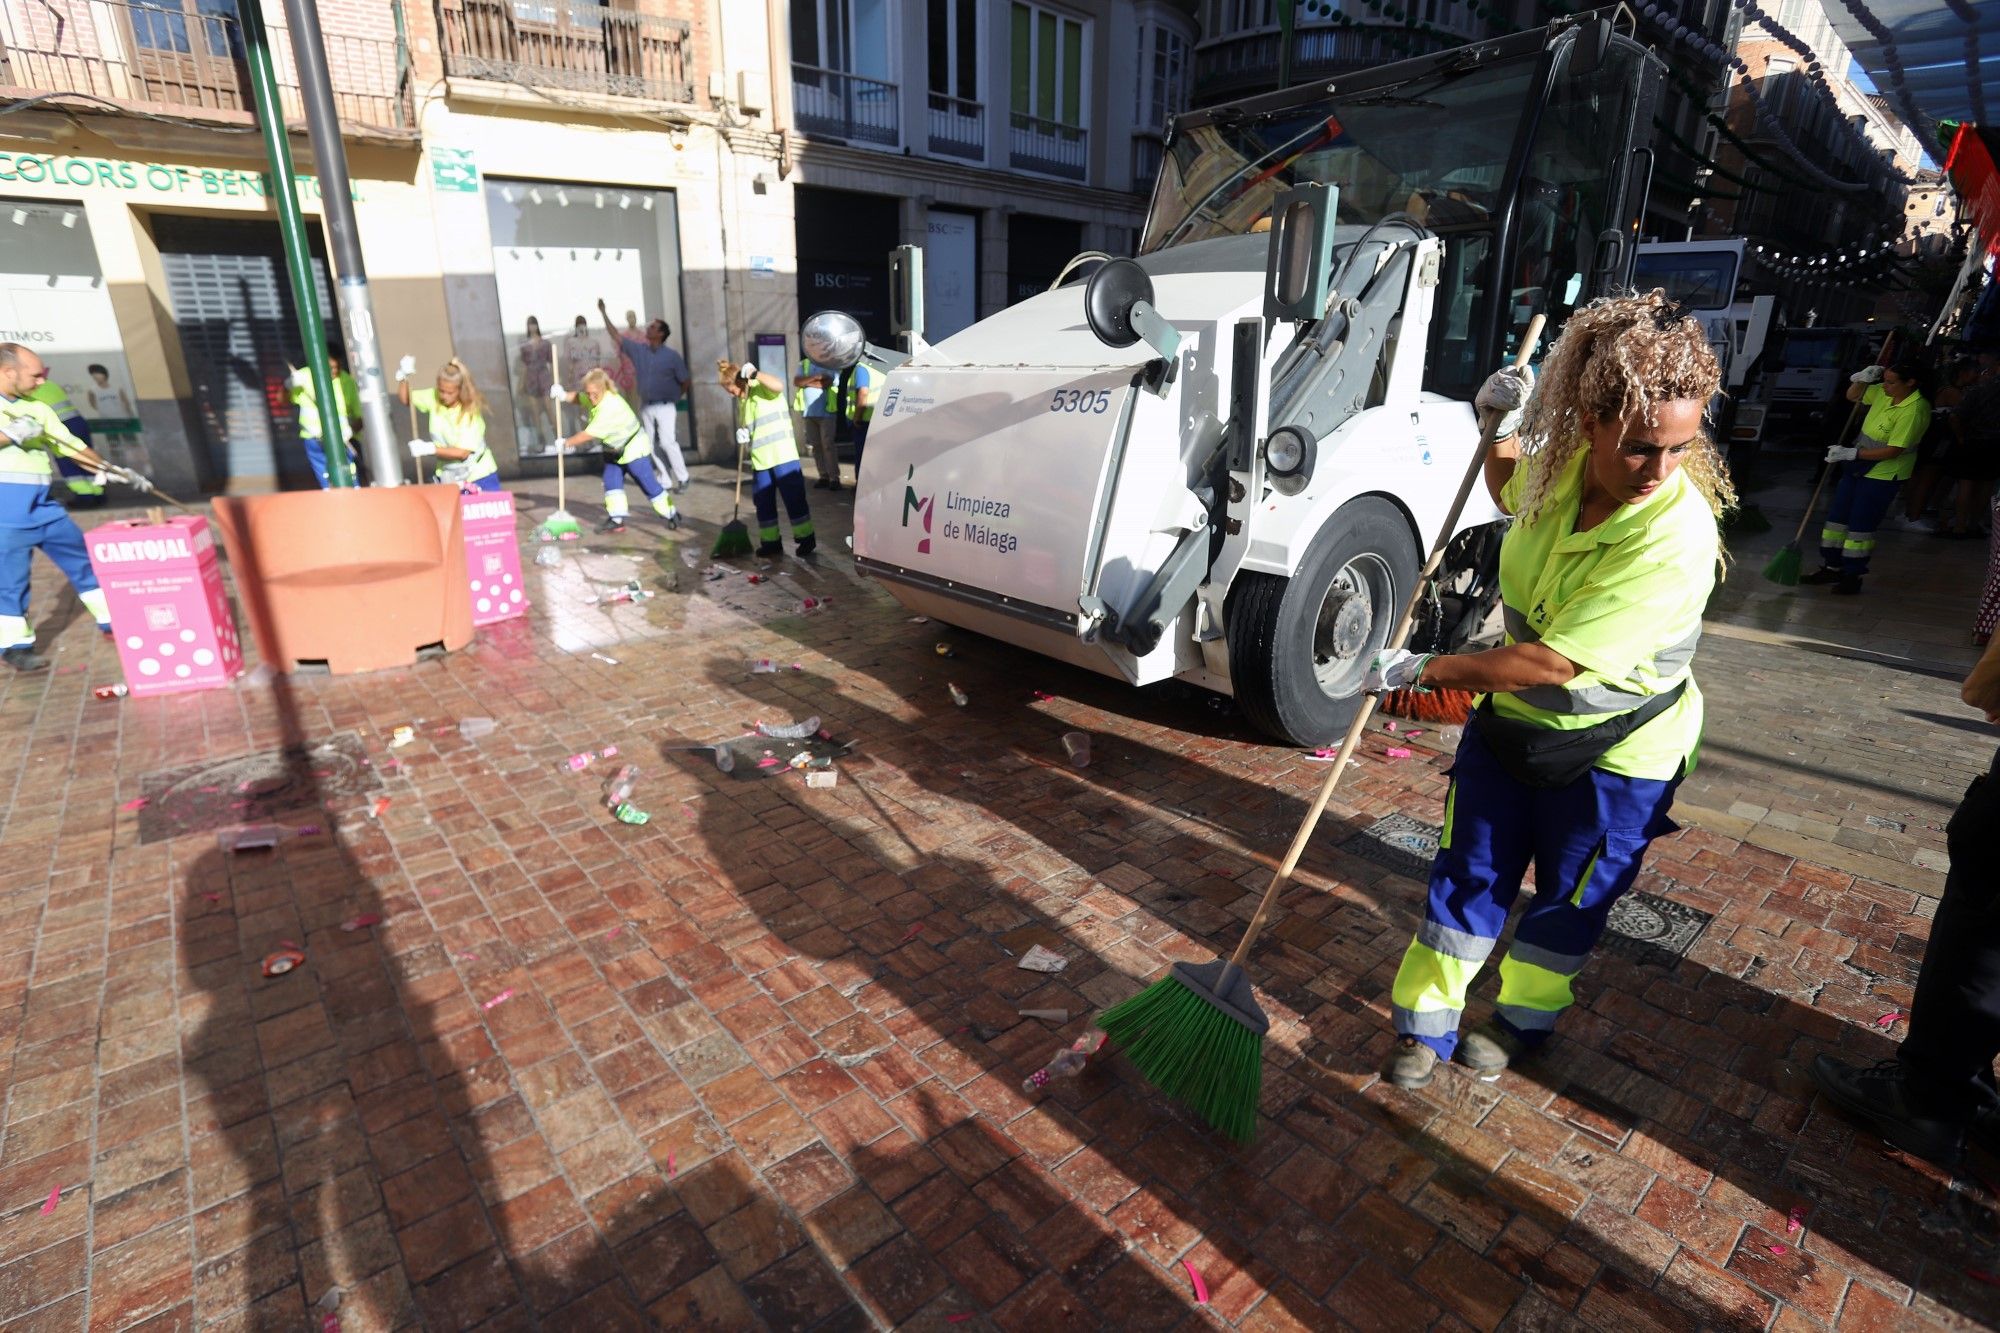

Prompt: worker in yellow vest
[
  {"left": 396, "top": 356, "right": 499, "bottom": 492},
  {"left": 0, "top": 344, "right": 115, "bottom": 671},
  {"left": 288, "top": 365, "right": 356, "bottom": 488},
  {"left": 25, "top": 379, "right": 104, "bottom": 507},
  {"left": 844, "top": 361, "right": 880, "bottom": 477},
  {"left": 723, "top": 359, "right": 814, "bottom": 557},
  {"left": 791, "top": 353, "right": 841, "bottom": 491},
  {"left": 554, "top": 368, "right": 678, "bottom": 534}
]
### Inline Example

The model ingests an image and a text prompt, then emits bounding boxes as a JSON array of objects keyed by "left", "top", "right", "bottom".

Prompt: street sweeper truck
[{"left": 806, "top": 11, "right": 1665, "bottom": 747}]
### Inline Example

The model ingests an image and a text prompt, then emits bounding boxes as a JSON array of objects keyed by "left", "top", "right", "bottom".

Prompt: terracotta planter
[{"left": 211, "top": 485, "right": 475, "bottom": 675}]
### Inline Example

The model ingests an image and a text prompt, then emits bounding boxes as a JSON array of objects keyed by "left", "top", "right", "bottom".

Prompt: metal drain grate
[
  {"left": 136, "top": 733, "right": 381, "bottom": 844},
  {"left": 1340, "top": 814, "right": 1712, "bottom": 966}
]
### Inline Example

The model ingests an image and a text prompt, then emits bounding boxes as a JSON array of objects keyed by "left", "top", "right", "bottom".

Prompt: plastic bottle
[
  {"left": 948, "top": 683, "right": 968, "bottom": 707},
  {"left": 1020, "top": 1029, "right": 1107, "bottom": 1096},
  {"left": 604, "top": 764, "right": 640, "bottom": 808},
  {"left": 458, "top": 717, "right": 496, "bottom": 740}
]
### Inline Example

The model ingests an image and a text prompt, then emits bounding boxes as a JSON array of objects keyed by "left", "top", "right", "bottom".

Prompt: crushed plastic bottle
[
  {"left": 948, "top": 683, "right": 968, "bottom": 707},
  {"left": 534, "top": 545, "right": 562, "bottom": 568},
  {"left": 93, "top": 684, "right": 128, "bottom": 700},
  {"left": 750, "top": 659, "right": 779, "bottom": 674},
  {"left": 1021, "top": 1029, "right": 1107, "bottom": 1096},
  {"left": 611, "top": 802, "right": 650, "bottom": 825},
  {"left": 756, "top": 715, "right": 822, "bottom": 740},
  {"left": 604, "top": 764, "right": 640, "bottom": 808},
  {"left": 458, "top": 717, "right": 496, "bottom": 740}
]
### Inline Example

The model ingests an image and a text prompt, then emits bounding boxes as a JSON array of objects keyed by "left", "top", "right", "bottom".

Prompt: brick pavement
[{"left": 0, "top": 462, "right": 1993, "bottom": 1331}]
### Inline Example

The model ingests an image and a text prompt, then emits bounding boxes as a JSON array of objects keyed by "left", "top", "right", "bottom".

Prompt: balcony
[
  {"left": 926, "top": 91, "right": 983, "bottom": 161},
  {"left": 0, "top": 0, "right": 413, "bottom": 136},
  {"left": 1131, "top": 131, "right": 1164, "bottom": 194},
  {"left": 791, "top": 65, "right": 898, "bottom": 147},
  {"left": 438, "top": 0, "right": 693, "bottom": 104},
  {"left": 1008, "top": 112, "right": 1085, "bottom": 181},
  {"left": 1193, "top": 23, "right": 1455, "bottom": 106}
]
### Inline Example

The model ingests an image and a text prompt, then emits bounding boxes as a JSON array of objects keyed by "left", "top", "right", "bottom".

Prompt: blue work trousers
[
  {"left": 1, "top": 512, "right": 104, "bottom": 636},
  {"left": 1820, "top": 470, "right": 1900, "bottom": 577},
  {"left": 302, "top": 436, "right": 356, "bottom": 489},
  {"left": 1391, "top": 723, "right": 1682, "bottom": 1059},
  {"left": 752, "top": 459, "right": 812, "bottom": 546}
]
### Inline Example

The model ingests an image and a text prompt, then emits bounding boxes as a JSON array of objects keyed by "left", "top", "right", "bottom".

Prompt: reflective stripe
[
  {"left": 1417, "top": 919, "right": 1498, "bottom": 963},
  {"left": 1504, "top": 604, "right": 1536, "bottom": 643},
  {"left": 1494, "top": 1002, "right": 1562, "bottom": 1031},
  {"left": 0, "top": 614, "right": 29, "bottom": 647},
  {"left": 1440, "top": 778, "right": 1458, "bottom": 850},
  {"left": 1510, "top": 624, "right": 1702, "bottom": 716},
  {"left": 1506, "top": 940, "right": 1589, "bottom": 976},
  {"left": 1391, "top": 939, "right": 1485, "bottom": 1019},
  {"left": 1391, "top": 1005, "right": 1462, "bottom": 1038},
  {"left": 604, "top": 489, "right": 629, "bottom": 518},
  {"left": 1498, "top": 951, "right": 1577, "bottom": 1023},
  {"left": 0, "top": 470, "right": 53, "bottom": 486},
  {"left": 1568, "top": 839, "right": 1603, "bottom": 907},
  {"left": 648, "top": 491, "right": 676, "bottom": 518},
  {"left": 78, "top": 588, "right": 108, "bottom": 626}
]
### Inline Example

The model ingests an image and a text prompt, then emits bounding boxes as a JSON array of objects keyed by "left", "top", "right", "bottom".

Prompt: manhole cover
[
  {"left": 1340, "top": 814, "right": 1711, "bottom": 966},
  {"left": 137, "top": 733, "right": 380, "bottom": 843}
]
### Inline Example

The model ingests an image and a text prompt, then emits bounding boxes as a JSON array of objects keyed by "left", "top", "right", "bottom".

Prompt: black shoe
[
  {"left": 595, "top": 516, "right": 627, "bottom": 534},
  {"left": 828, "top": 482, "right": 843, "bottom": 494},
  {"left": 755, "top": 542, "right": 783, "bottom": 558},
  {"left": 1799, "top": 566, "right": 1844, "bottom": 585},
  {"left": 1832, "top": 576, "right": 1864, "bottom": 596},
  {"left": 813, "top": 478, "right": 831, "bottom": 489},
  {"left": 1810, "top": 1055, "right": 1965, "bottom": 1171},
  {"left": 2, "top": 645, "right": 47, "bottom": 672},
  {"left": 795, "top": 536, "right": 817, "bottom": 557}
]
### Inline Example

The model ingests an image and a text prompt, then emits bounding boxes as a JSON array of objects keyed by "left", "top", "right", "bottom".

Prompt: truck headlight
[{"left": 1264, "top": 425, "right": 1315, "bottom": 489}]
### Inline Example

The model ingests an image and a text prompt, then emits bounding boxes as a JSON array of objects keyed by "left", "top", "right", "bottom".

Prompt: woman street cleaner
[
  {"left": 1367, "top": 291, "right": 1735, "bottom": 1088},
  {"left": 397, "top": 357, "right": 499, "bottom": 492}
]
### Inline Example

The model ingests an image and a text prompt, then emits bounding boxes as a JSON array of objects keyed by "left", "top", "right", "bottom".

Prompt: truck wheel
[{"left": 1226, "top": 498, "right": 1418, "bottom": 747}]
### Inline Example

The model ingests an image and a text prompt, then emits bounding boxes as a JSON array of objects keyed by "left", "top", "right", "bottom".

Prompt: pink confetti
[
  {"left": 1767, "top": 1243, "right": 1788, "bottom": 1255},
  {"left": 1312, "top": 746, "right": 1339, "bottom": 758},
  {"left": 370, "top": 798, "right": 391, "bottom": 818},
  {"left": 1967, "top": 1268, "right": 2000, "bottom": 1289},
  {"left": 296, "top": 825, "right": 321, "bottom": 837},
  {"left": 119, "top": 797, "right": 147, "bottom": 811},
  {"left": 608, "top": 925, "right": 624, "bottom": 940},
  {"left": 757, "top": 757, "right": 782, "bottom": 769},
  {"left": 1032, "top": 690, "right": 1055, "bottom": 702},
  {"left": 39, "top": 1186, "right": 58, "bottom": 1214},
  {"left": 482, "top": 989, "right": 514, "bottom": 1010},
  {"left": 1182, "top": 1258, "right": 1209, "bottom": 1305},
  {"left": 900, "top": 923, "right": 922, "bottom": 943},
  {"left": 279, "top": 939, "right": 299, "bottom": 950},
  {"left": 1786, "top": 1206, "right": 1805, "bottom": 1235},
  {"left": 947, "top": 1317, "right": 973, "bottom": 1325},
  {"left": 601, "top": 744, "right": 619, "bottom": 758},
  {"left": 1384, "top": 722, "right": 1401, "bottom": 733},
  {"left": 666, "top": 1149, "right": 677, "bottom": 1178},
  {"left": 203, "top": 892, "right": 221, "bottom": 903},
  {"left": 455, "top": 950, "right": 477, "bottom": 961},
  {"left": 322, "top": 1316, "right": 340, "bottom": 1333},
  {"left": 340, "top": 914, "right": 383, "bottom": 932},
  {"left": 1384, "top": 747, "right": 1414, "bottom": 759},
  {"left": 1876, "top": 1011, "right": 1904, "bottom": 1027}
]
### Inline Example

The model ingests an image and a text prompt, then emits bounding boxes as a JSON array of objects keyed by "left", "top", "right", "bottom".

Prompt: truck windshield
[
  {"left": 1631, "top": 252, "right": 1740, "bottom": 312},
  {"left": 1143, "top": 56, "right": 1539, "bottom": 252},
  {"left": 1782, "top": 334, "right": 1846, "bottom": 370}
]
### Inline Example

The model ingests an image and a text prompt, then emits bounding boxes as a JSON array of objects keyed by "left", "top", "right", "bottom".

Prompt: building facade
[{"left": 0, "top": 0, "right": 790, "bottom": 496}]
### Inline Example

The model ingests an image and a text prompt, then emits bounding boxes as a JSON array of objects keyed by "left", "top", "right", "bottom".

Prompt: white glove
[
  {"left": 549, "top": 383, "right": 565, "bottom": 401},
  {"left": 407, "top": 438, "right": 436, "bottom": 459},
  {"left": 551, "top": 437, "right": 568, "bottom": 455},
  {"left": 1364, "top": 648, "right": 1434, "bottom": 694},
  {"left": 1824, "top": 444, "right": 1858, "bottom": 463},
  {"left": 124, "top": 469, "right": 153, "bottom": 493},
  {"left": 1474, "top": 364, "right": 1535, "bottom": 439},
  {"left": 1851, "top": 365, "right": 1885, "bottom": 385},
  {"left": 736, "top": 363, "right": 758, "bottom": 385},
  {"left": 395, "top": 354, "right": 417, "bottom": 382},
  {"left": 289, "top": 366, "right": 311, "bottom": 390},
  {"left": 0, "top": 414, "right": 38, "bottom": 444}
]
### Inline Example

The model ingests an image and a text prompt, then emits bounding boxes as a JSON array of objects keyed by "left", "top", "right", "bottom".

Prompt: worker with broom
[
  {"left": 553, "top": 368, "right": 678, "bottom": 535},
  {"left": 1798, "top": 358, "right": 1933, "bottom": 595},
  {"left": 721, "top": 359, "right": 815, "bottom": 558},
  {"left": 395, "top": 357, "right": 499, "bottom": 492},
  {"left": 1366, "top": 291, "right": 1737, "bottom": 1090}
]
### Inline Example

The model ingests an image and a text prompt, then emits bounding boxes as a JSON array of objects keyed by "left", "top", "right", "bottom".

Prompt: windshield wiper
[{"left": 1340, "top": 93, "right": 1444, "bottom": 109}]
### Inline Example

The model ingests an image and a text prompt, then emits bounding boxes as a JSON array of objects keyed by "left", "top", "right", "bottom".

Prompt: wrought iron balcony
[
  {"left": 438, "top": 0, "right": 693, "bottom": 104},
  {"left": 926, "top": 91, "right": 983, "bottom": 160},
  {"left": 1008, "top": 112, "right": 1085, "bottom": 181},
  {"left": 0, "top": 0, "right": 413, "bottom": 134},
  {"left": 792, "top": 64, "right": 899, "bottom": 146},
  {"left": 1132, "top": 131, "right": 1164, "bottom": 194}
]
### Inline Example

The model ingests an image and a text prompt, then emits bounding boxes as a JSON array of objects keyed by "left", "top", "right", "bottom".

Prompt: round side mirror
[
  {"left": 1084, "top": 258, "right": 1155, "bottom": 349},
  {"left": 802, "top": 311, "right": 866, "bottom": 371}
]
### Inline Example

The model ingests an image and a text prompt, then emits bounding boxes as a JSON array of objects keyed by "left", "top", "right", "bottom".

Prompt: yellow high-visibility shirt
[
  {"left": 585, "top": 390, "right": 646, "bottom": 465},
  {"left": 1857, "top": 384, "right": 1931, "bottom": 482}
]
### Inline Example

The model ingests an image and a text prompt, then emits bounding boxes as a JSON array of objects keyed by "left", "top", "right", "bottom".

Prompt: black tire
[{"left": 1226, "top": 497, "right": 1419, "bottom": 747}]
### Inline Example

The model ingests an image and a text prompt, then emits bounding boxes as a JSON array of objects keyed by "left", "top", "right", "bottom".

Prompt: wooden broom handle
[
  {"left": 1788, "top": 397, "right": 1865, "bottom": 545},
  {"left": 1227, "top": 314, "right": 1545, "bottom": 969}
]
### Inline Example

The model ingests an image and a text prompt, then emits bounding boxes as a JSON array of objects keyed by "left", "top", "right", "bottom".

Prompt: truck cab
[{"left": 820, "top": 12, "right": 1663, "bottom": 746}]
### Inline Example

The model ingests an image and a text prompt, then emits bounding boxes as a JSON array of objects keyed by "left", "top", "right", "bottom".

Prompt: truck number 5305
[{"left": 1049, "top": 389, "right": 1111, "bottom": 414}]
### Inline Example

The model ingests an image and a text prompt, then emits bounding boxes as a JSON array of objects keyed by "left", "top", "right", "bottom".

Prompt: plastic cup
[{"left": 1061, "top": 731, "right": 1091, "bottom": 767}]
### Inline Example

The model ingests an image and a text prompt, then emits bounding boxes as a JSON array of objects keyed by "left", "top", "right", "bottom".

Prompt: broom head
[
  {"left": 1762, "top": 541, "right": 1803, "bottom": 586},
  {"left": 540, "top": 509, "right": 581, "bottom": 539},
  {"left": 711, "top": 517, "right": 753, "bottom": 559},
  {"left": 1381, "top": 686, "right": 1475, "bottom": 726},
  {"left": 1098, "top": 959, "right": 1267, "bottom": 1141}
]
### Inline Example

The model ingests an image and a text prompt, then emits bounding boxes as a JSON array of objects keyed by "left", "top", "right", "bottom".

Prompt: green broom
[
  {"left": 711, "top": 426, "right": 753, "bottom": 558},
  {"left": 539, "top": 404, "right": 581, "bottom": 540},
  {"left": 1762, "top": 398, "right": 1863, "bottom": 586},
  {"left": 1099, "top": 315, "right": 1546, "bottom": 1141}
]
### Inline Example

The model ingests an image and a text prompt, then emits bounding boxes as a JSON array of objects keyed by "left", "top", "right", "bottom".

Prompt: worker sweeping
[
  {"left": 0, "top": 343, "right": 116, "bottom": 670},
  {"left": 288, "top": 365, "right": 355, "bottom": 488},
  {"left": 721, "top": 359, "right": 815, "bottom": 557},
  {"left": 1369, "top": 291, "right": 1735, "bottom": 1089},
  {"left": 396, "top": 356, "right": 498, "bottom": 492},
  {"left": 1799, "top": 358, "right": 1933, "bottom": 596},
  {"left": 553, "top": 368, "right": 677, "bottom": 534},
  {"left": 24, "top": 378, "right": 105, "bottom": 508}
]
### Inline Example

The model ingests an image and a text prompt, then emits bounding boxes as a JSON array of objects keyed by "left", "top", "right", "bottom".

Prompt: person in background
[
  {"left": 24, "top": 376, "right": 104, "bottom": 508},
  {"left": 397, "top": 356, "right": 498, "bottom": 492},
  {"left": 1810, "top": 632, "right": 2000, "bottom": 1169},
  {"left": 613, "top": 309, "right": 640, "bottom": 400},
  {"left": 85, "top": 364, "right": 131, "bottom": 418},
  {"left": 1803, "top": 359, "right": 1933, "bottom": 595},
  {"left": 0, "top": 343, "right": 114, "bottom": 670},
  {"left": 517, "top": 317, "right": 556, "bottom": 448},
  {"left": 553, "top": 368, "right": 677, "bottom": 534},
  {"left": 600, "top": 299, "right": 690, "bottom": 492},
  {"left": 722, "top": 358, "right": 814, "bottom": 557},
  {"left": 328, "top": 345, "right": 363, "bottom": 439},
  {"left": 844, "top": 361, "right": 880, "bottom": 478},
  {"left": 563, "top": 316, "right": 605, "bottom": 436},
  {"left": 1938, "top": 351, "right": 2000, "bottom": 540},
  {"left": 792, "top": 350, "right": 841, "bottom": 491},
  {"left": 288, "top": 363, "right": 355, "bottom": 489},
  {"left": 1976, "top": 479, "right": 2000, "bottom": 649},
  {"left": 1897, "top": 357, "right": 1973, "bottom": 530}
]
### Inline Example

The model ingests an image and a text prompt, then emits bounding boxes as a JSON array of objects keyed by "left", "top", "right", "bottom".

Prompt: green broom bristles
[
  {"left": 1762, "top": 541, "right": 1802, "bottom": 586},
  {"left": 539, "top": 509, "right": 581, "bottom": 540},
  {"left": 1098, "top": 974, "right": 1264, "bottom": 1142},
  {"left": 711, "top": 517, "right": 752, "bottom": 558}
]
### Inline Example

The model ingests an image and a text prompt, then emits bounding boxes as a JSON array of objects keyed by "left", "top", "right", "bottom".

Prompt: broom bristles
[
  {"left": 711, "top": 519, "right": 753, "bottom": 558},
  {"left": 1762, "top": 542, "right": 1803, "bottom": 586},
  {"left": 1098, "top": 973, "right": 1264, "bottom": 1141},
  {"left": 1380, "top": 687, "right": 1475, "bottom": 726}
]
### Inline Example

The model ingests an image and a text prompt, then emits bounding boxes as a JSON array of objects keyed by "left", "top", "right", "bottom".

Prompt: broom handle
[
  {"left": 1788, "top": 398, "right": 1866, "bottom": 544},
  {"left": 557, "top": 427, "right": 567, "bottom": 510},
  {"left": 1226, "top": 314, "right": 1545, "bottom": 972},
  {"left": 730, "top": 424, "right": 748, "bottom": 518},
  {"left": 408, "top": 398, "right": 424, "bottom": 484}
]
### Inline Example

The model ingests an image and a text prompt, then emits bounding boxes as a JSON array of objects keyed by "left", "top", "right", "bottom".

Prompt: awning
[{"left": 1822, "top": 0, "right": 2000, "bottom": 146}]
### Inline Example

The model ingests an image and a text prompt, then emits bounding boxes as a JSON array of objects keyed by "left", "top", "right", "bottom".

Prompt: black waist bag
[{"left": 1471, "top": 678, "right": 1688, "bottom": 788}]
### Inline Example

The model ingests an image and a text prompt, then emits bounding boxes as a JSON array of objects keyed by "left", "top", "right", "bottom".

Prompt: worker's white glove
[
  {"left": 407, "top": 438, "right": 436, "bottom": 459},
  {"left": 549, "top": 382, "right": 565, "bottom": 401},
  {"left": 736, "top": 363, "right": 759, "bottom": 385},
  {"left": 395, "top": 355, "right": 417, "bottom": 382},
  {"left": 123, "top": 469, "right": 154, "bottom": 494},
  {"left": 0, "top": 414, "right": 38, "bottom": 444},
  {"left": 1851, "top": 365, "right": 1885, "bottom": 385},
  {"left": 551, "top": 436, "right": 568, "bottom": 455},
  {"left": 1364, "top": 648, "right": 1434, "bottom": 694},
  {"left": 288, "top": 366, "right": 311, "bottom": 390},
  {"left": 1475, "top": 364, "right": 1535, "bottom": 439},
  {"left": 1824, "top": 444, "right": 1859, "bottom": 463}
]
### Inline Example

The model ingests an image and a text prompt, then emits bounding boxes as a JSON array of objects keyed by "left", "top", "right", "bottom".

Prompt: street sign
[{"left": 431, "top": 148, "right": 479, "bottom": 194}]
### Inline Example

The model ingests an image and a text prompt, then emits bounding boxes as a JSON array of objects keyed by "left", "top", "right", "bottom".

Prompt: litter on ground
[{"left": 1017, "top": 945, "right": 1068, "bottom": 973}]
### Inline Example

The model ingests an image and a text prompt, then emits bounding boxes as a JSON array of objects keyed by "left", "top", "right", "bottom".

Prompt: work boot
[
  {"left": 756, "top": 542, "right": 783, "bottom": 558},
  {"left": 1385, "top": 1037, "right": 1438, "bottom": 1089},
  {"left": 1832, "top": 575, "right": 1864, "bottom": 596},
  {"left": 595, "top": 516, "right": 626, "bottom": 534},
  {"left": 2, "top": 645, "right": 47, "bottom": 672},
  {"left": 1810, "top": 1055, "right": 1965, "bottom": 1171},
  {"left": 813, "top": 477, "right": 830, "bottom": 489},
  {"left": 1457, "top": 1022, "right": 1528, "bottom": 1081},
  {"left": 795, "top": 535, "right": 817, "bottom": 557},
  {"left": 1799, "top": 566, "right": 1844, "bottom": 585}
]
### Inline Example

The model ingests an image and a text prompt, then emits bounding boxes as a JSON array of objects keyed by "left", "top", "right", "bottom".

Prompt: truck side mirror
[
  {"left": 1567, "top": 15, "right": 1613, "bottom": 78},
  {"left": 802, "top": 311, "right": 866, "bottom": 371},
  {"left": 1263, "top": 184, "right": 1337, "bottom": 322},
  {"left": 889, "top": 244, "right": 925, "bottom": 343},
  {"left": 1084, "top": 258, "right": 1153, "bottom": 348}
]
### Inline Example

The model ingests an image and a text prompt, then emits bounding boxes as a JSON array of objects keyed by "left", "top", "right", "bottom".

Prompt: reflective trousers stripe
[{"left": 0, "top": 614, "right": 26, "bottom": 647}]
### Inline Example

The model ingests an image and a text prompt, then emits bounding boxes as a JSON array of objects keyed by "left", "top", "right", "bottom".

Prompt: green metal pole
[
  {"left": 1279, "top": 0, "right": 1296, "bottom": 89},
  {"left": 236, "top": 0, "right": 354, "bottom": 488}
]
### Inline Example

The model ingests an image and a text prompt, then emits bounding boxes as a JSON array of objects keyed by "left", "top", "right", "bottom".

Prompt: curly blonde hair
[{"left": 1512, "top": 290, "right": 1737, "bottom": 525}]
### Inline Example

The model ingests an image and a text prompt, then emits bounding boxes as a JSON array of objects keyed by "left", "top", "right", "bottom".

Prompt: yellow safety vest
[
  {"left": 290, "top": 376, "right": 353, "bottom": 443},
  {"left": 585, "top": 390, "right": 647, "bottom": 466},
  {"left": 740, "top": 384, "right": 799, "bottom": 470},
  {"left": 846, "top": 364, "right": 877, "bottom": 422},
  {"left": 412, "top": 388, "right": 496, "bottom": 483},
  {"left": 25, "top": 382, "right": 78, "bottom": 420}
]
